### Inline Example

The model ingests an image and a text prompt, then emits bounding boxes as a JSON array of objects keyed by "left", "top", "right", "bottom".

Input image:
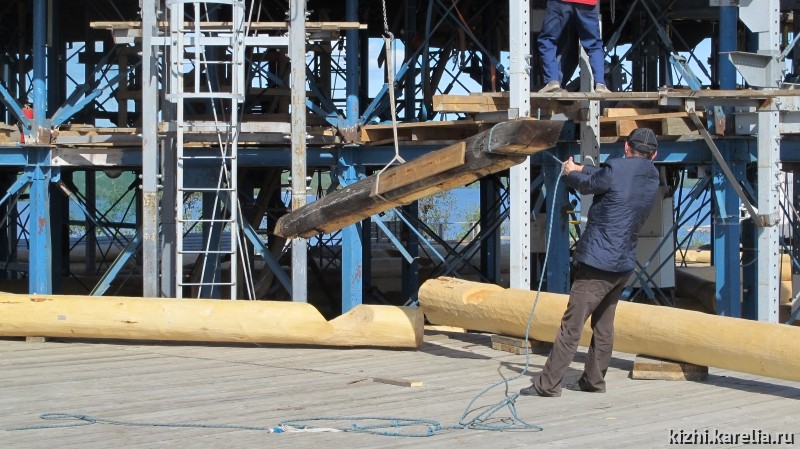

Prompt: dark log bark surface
[{"left": 275, "top": 119, "right": 563, "bottom": 239}]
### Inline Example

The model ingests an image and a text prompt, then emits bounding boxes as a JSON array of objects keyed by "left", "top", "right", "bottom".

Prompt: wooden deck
[{"left": 2, "top": 329, "right": 799, "bottom": 448}]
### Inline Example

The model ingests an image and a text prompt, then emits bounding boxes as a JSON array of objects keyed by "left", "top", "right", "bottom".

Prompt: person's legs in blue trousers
[
  {"left": 538, "top": 1, "right": 574, "bottom": 86},
  {"left": 573, "top": 2, "right": 606, "bottom": 85}
]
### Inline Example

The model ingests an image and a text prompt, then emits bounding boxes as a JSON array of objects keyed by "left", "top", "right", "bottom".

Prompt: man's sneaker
[
  {"left": 565, "top": 378, "right": 606, "bottom": 393},
  {"left": 539, "top": 80, "right": 564, "bottom": 94},
  {"left": 594, "top": 83, "right": 611, "bottom": 94},
  {"left": 519, "top": 384, "right": 561, "bottom": 397}
]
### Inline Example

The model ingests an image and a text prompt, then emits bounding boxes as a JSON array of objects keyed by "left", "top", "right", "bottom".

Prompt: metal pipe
[
  {"left": 719, "top": 6, "right": 737, "bottom": 89},
  {"left": 141, "top": 0, "right": 159, "bottom": 297},
  {"left": 289, "top": 0, "right": 308, "bottom": 302},
  {"left": 28, "top": 0, "right": 52, "bottom": 294},
  {"left": 32, "top": 0, "right": 46, "bottom": 133},
  {"left": 345, "top": 0, "right": 359, "bottom": 129}
]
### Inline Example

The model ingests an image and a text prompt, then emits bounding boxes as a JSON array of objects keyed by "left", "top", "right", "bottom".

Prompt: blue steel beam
[
  {"left": 544, "top": 147, "right": 570, "bottom": 293},
  {"left": 338, "top": 0, "right": 364, "bottom": 313},
  {"left": 338, "top": 147, "right": 363, "bottom": 312},
  {"left": 51, "top": 70, "right": 130, "bottom": 128},
  {"left": 27, "top": 147, "right": 51, "bottom": 294},
  {"left": 401, "top": 201, "right": 419, "bottom": 306},
  {"left": 719, "top": 6, "right": 738, "bottom": 89},
  {"left": 90, "top": 229, "right": 143, "bottom": 296},
  {"left": 28, "top": 0, "right": 51, "bottom": 294},
  {"left": 14, "top": 138, "right": 800, "bottom": 169},
  {"left": 360, "top": 0, "right": 468, "bottom": 125},
  {"left": 345, "top": 0, "right": 359, "bottom": 129},
  {"left": 372, "top": 214, "right": 415, "bottom": 263},
  {"left": 55, "top": 181, "right": 131, "bottom": 252},
  {"left": 0, "top": 174, "right": 30, "bottom": 209},
  {"left": 241, "top": 219, "right": 293, "bottom": 296},
  {"left": 712, "top": 6, "right": 743, "bottom": 318},
  {"left": 432, "top": 0, "right": 508, "bottom": 86},
  {"left": 0, "top": 81, "right": 31, "bottom": 129},
  {"left": 479, "top": 176, "right": 501, "bottom": 283}
]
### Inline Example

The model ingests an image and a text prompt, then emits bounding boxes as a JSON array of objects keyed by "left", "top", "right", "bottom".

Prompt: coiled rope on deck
[{"left": 456, "top": 151, "right": 565, "bottom": 432}]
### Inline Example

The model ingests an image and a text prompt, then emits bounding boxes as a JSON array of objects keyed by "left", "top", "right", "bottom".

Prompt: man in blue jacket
[{"left": 520, "top": 128, "right": 660, "bottom": 397}]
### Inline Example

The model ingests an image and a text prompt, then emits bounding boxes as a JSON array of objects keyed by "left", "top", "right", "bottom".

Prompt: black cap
[{"left": 627, "top": 128, "right": 658, "bottom": 154}]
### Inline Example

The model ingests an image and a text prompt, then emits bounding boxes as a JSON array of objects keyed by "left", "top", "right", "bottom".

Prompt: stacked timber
[
  {"left": 274, "top": 119, "right": 563, "bottom": 239},
  {"left": 0, "top": 294, "right": 423, "bottom": 348},
  {"left": 599, "top": 108, "right": 701, "bottom": 138},
  {"left": 418, "top": 277, "right": 800, "bottom": 382}
]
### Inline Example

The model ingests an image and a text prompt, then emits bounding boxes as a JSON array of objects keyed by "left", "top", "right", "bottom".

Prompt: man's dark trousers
[
  {"left": 538, "top": 0, "right": 605, "bottom": 86},
  {"left": 533, "top": 263, "right": 630, "bottom": 396}
]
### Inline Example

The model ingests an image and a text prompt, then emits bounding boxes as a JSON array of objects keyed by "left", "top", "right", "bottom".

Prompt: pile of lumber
[{"left": 600, "top": 107, "right": 700, "bottom": 138}]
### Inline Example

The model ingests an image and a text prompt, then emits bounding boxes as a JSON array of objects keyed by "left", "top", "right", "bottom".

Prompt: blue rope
[
  {"left": 457, "top": 150, "right": 564, "bottom": 432},
  {"left": 6, "top": 412, "right": 284, "bottom": 432},
  {"left": 8, "top": 152, "right": 568, "bottom": 438},
  {"left": 278, "top": 416, "right": 461, "bottom": 437}
]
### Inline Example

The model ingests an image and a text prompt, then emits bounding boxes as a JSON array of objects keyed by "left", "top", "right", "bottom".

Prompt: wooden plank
[
  {"left": 373, "top": 142, "right": 465, "bottom": 195},
  {"left": 661, "top": 117, "right": 699, "bottom": 135},
  {"left": 359, "top": 120, "right": 479, "bottom": 143},
  {"left": 24, "top": 336, "right": 47, "bottom": 343},
  {"left": 598, "top": 111, "right": 696, "bottom": 122},
  {"left": 603, "top": 107, "right": 660, "bottom": 117},
  {"left": 631, "top": 355, "right": 709, "bottom": 381},
  {"left": 491, "top": 335, "right": 531, "bottom": 348},
  {"left": 372, "top": 377, "right": 424, "bottom": 387},
  {"left": 423, "top": 325, "right": 466, "bottom": 333},
  {"left": 490, "top": 334, "right": 553, "bottom": 355},
  {"left": 91, "top": 21, "right": 367, "bottom": 31},
  {"left": 433, "top": 94, "right": 510, "bottom": 113}
]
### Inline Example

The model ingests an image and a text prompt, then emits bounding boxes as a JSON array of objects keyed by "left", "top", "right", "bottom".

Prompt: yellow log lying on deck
[
  {"left": 0, "top": 294, "right": 423, "bottom": 348},
  {"left": 419, "top": 277, "right": 800, "bottom": 382}
]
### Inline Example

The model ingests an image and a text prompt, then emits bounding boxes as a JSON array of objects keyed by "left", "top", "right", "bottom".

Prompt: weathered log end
[{"left": 485, "top": 118, "right": 564, "bottom": 155}]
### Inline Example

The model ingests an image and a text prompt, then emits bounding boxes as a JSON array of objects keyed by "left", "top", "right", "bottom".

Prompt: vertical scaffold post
[
  {"left": 755, "top": 0, "right": 782, "bottom": 322},
  {"left": 714, "top": 4, "right": 742, "bottom": 316},
  {"left": 141, "top": 0, "right": 159, "bottom": 297},
  {"left": 29, "top": 0, "right": 52, "bottom": 294},
  {"left": 339, "top": 0, "right": 363, "bottom": 312},
  {"left": 712, "top": 141, "right": 745, "bottom": 317},
  {"left": 290, "top": 0, "right": 308, "bottom": 302},
  {"left": 509, "top": 0, "right": 531, "bottom": 289}
]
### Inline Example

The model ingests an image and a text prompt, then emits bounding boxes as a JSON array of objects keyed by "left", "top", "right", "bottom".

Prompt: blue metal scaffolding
[{"left": 0, "top": 0, "right": 798, "bottom": 325}]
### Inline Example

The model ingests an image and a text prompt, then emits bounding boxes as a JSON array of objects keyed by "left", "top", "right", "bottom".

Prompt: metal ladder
[{"left": 166, "top": 0, "right": 246, "bottom": 299}]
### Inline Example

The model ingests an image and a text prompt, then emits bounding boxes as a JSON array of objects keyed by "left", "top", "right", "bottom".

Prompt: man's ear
[{"left": 650, "top": 150, "right": 658, "bottom": 160}]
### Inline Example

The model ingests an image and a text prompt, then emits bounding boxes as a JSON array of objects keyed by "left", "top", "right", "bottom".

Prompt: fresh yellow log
[
  {"left": 419, "top": 277, "right": 800, "bottom": 382},
  {"left": 0, "top": 294, "right": 423, "bottom": 348},
  {"left": 676, "top": 251, "right": 792, "bottom": 282}
]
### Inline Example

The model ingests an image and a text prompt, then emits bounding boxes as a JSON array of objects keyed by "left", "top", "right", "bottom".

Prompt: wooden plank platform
[
  {"left": 2, "top": 332, "right": 799, "bottom": 448},
  {"left": 434, "top": 89, "right": 800, "bottom": 114}
]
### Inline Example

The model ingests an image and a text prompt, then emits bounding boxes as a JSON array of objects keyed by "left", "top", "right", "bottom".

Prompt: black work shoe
[
  {"left": 565, "top": 379, "right": 606, "bottom": 393},
  {"left": 519, "top": 384, "right": 561, "bottom": 397}
]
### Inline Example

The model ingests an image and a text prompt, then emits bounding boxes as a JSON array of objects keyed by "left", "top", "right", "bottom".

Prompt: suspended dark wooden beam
[{"left": 274, "top": 118, "right": 564, "bottom": 239}]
